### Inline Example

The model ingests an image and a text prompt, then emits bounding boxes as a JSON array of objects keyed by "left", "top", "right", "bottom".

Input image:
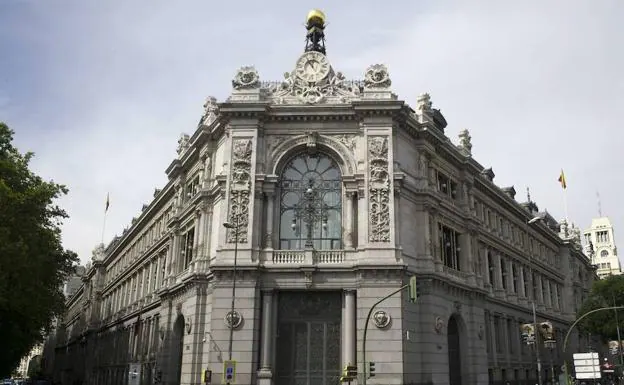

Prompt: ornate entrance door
[{"left": 275, "top": 291, "right": 342, "bottom": 385}]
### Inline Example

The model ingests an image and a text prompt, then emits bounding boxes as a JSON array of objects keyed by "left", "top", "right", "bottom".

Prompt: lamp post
[
  {"left": 223, "top": 217, "right": 240, "bottom": 361},
  {"left": 292, "top": 178, "right": 327, "bottom": 249},
  {"left": 527, "top": 215, "right": 545, "bottom": 385}
]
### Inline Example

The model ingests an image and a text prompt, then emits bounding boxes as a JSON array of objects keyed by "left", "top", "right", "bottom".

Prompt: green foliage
[
  {"left": 577, "top": 274, "right": 624, "bottom": 341},
  {"left": 0, "top": 122, "right": 78, "bottom": 376}
]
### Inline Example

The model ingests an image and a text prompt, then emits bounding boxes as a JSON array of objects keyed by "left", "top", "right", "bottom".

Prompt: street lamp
[
  {"left": 292, "top": 178, "right": 328, "bottom": 249},
  {"left": 526, "top": 214, "right": 546, "bottom": 385},
  {"left": 223, "top": 218, "right": 240, "bottom": 361},
  {"left": 540, "top": 321, "right": 557, "bottom": 385}
]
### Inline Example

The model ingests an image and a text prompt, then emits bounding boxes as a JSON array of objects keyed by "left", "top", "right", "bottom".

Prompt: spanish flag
[
  {"left": 558, "top": 170, "right": 567, "bottom": 189},
  {"left": 105, "top": 193, "right": 110, "bottom": 212}
]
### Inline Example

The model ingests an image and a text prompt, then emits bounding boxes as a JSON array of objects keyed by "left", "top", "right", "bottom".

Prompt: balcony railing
[{"left": 268, "top": 249, "right": 347, "bottom": 265}]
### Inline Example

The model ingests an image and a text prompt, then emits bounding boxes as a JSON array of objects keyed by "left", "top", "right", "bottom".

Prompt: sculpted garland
[
  {"left": 368, "top": 136, "right": 391, "bottom": 242},
  {"left": 227, "top": 138, "right": 253, "bottom": 243}
]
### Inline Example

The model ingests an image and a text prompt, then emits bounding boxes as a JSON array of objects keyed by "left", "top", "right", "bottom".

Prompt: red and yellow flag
[{"left": 558, "top": 169, "right": 567, "bottom": 189}]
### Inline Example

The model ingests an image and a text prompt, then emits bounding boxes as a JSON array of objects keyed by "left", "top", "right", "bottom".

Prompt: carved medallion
[
  {"left": 373, "top": 310, "right": 391, "bottom": 329},
  {"left": 232, "top": 66, "right": 260, "bottom": 90}
]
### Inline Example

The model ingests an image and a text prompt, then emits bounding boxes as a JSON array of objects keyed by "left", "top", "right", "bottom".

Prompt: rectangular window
[
  {"left": 437, "top": 171, "right": 450, "bottom": 195},
  {"left": 501, "top": 258, "right": 508, "bottom": 291},
  {"left": 439, "top": 224, "right": 460, "bottom": 270},
  {"left": 523, "top": 267, "right": 530, "bottom": 299},
  {"left": 507, "top": 318, "right": 515, "bottom": 353},
  {"left": 488, "top": 252, "right": 495, "bottom": 286},
  {"left": 494, "top": 316, "right": 503, "bottom": 353},
  {"left": 182, "top": 227, "right": 195, "bottom": 269},
  {"left": 511, "top": 263, "right": 517, "bottom": 293},
  {"left": 484, "top": 311, "right": 491, "bottom": 354},
  {"left": 185, "top": 174, "right": 201, "bottom": 200}
]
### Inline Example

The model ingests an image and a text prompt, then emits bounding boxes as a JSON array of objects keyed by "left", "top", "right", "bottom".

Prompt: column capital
[
  {"left": 261, "top": 288, "right": 275, "bottom": 295},
  {"left": 343, "top": 289, "right": 357, "bottom": 295}
]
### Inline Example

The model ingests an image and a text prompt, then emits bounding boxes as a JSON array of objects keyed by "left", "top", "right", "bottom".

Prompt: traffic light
[
  {"left": 368, "top": 361, "right": 376, "bottom": 378},
  {"left": 409, "top": 275, "right": 419, "bottom": 302},
  {"left": 340, "top": 364, "right": 358, "bottom": 382},
  {"left": 201, "top": 369, "right": 212, "bottom": 384}
]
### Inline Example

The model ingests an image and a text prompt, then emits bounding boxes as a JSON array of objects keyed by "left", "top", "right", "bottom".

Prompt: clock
[
  {"left": 601, "top": 249, "right": 609, "bottom": 258},
  {"left": 295, "top": 51, "right": 331, "bottom": 83}
]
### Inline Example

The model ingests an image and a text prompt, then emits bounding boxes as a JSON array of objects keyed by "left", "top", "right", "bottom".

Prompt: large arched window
[{"left": 279, "top": 153, "right": 342, "bottom": 250}]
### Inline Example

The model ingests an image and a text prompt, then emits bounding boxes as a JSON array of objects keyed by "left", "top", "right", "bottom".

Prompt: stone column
[
  {"left": 430, "top": 211, "right": 442, "bottom": 271},
  {"left": 537, "top": 275, "right": 545, "bottom": 306},
  {"left": 507, "top": 260, "right": 516, "bottom": 297},
  {"left": 265, "top": 192, "right": 274, "bottom": 250},
  {"left": 258, "top": 290, "right": 275, "bottom": 385},
  {"left": 192, "top": 213, "right": 201, "bottom": 261},
  {"left": 459, "top": 233, "right": 472, "bottom": 272},
  {"left": 195, "top": 207, "right": 206, "bottom": 261},
  {"left": 484, "top": 248, "right": 492, "bottom": 287},
  {"left": 544, "top": 279, "right": 552, "bottom": 309},
  {"left": 344, "top": 191, "right": 355, "bottom": 249},
  {"left": 343, "top": 290, "right": 356, "bottom": 366},
  {"left": 166, "top": 233, "right": 179, "bottom": 283},
  {"left": 495, "top": 254, "right": 506, "bottom": 298},
  {"left": 393, "top": 187, "right": 401, "bottom": 247},
  {"left": 254, "top": 190, "right": 264, "bottom": 250}
]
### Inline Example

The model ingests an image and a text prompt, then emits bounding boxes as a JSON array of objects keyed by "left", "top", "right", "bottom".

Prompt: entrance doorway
[
  {"left": 169, "top": 315, "right": 184, "bottom": 385},
  {"left": 275, "top": 291, "right": 342, "bottom": 385},
  {"left": 447, "top": 315, "right": 462, "bottom": 385}
]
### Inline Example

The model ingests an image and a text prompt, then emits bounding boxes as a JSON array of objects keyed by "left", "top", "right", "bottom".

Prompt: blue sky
[{"left": 1, "top": 0, "right": 623, "bottom": 264}]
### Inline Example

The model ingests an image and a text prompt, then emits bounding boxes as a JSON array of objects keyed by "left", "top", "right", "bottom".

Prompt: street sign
[
  {"left": 573, "top": 352, "right": 601, "bottom": 379},
  {"left": 222, "top": 360, "right": 237, "bottom": 384},
  {"left": 128, "top": 363, "right": 141, "bottom": 385}
]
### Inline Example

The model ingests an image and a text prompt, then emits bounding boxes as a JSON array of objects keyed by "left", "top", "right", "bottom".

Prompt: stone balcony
[{"left": 267, "top": 249, "right": 348, "bottom": 265}]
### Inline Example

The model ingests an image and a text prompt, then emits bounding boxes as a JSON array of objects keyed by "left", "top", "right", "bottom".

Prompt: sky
[{"left": 1, "top": 0, "right": 623, "bottom": 265}]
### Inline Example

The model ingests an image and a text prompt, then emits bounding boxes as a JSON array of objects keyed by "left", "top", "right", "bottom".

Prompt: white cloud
[{"left": 2, "top": 0, "right": 623, "bottom": 264}]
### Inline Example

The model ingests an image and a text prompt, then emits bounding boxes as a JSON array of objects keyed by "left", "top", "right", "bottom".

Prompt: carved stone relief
[
  {"left": 368, "top": 136, "right": 391, "bottom": 242},
  {"left": 176, "top": 134, "right": 190, "bottom": 157},
  {"left": 266, "top": 135, "right": 290, "bottom": 155},
  {"left": 363, "top": 64, "right": 392, "bottom": 89},
  {"left": 269, "top": 134, "right": 356, "bottom": 175},
  {"left": 232, "top": 66, "right": 260, "bottom": 90},
  {"left": 200, "top": 97, "right": 219, "bottom": 127},
  {"left": 227, "top": 138, "right": 253, "bottom": 243},
  {"left": 336, "top": 134, "right": 357, "bottom": 152},
  {"left": 266, "top": 51, "right": 361, "bottom": 105}
]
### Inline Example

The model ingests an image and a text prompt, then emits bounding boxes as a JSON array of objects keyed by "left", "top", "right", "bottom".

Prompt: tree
[
  {"left": 578, "top": 274, "right": 624, "bottom": 341},
  {"left": 0, "top": 122, "right": 78, "bottom": 376}
]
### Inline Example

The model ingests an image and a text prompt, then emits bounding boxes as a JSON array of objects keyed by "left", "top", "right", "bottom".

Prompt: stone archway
[
  {"left": 169, "top": 315, "right": 185, "bottom": 385},
  {"left": 447, "top": 314, "right": 464, "bottom": 385}
]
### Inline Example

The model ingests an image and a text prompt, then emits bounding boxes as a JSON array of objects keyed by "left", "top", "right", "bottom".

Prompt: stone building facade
[{"left": 43, "top": 14, "right": 599, "bottom": 385}]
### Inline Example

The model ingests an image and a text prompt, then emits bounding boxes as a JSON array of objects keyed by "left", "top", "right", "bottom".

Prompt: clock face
[
  {"left": 601, "top": 249, "right": 609, "bottom": 258},
  {"left": 295, "top": 51, "right": 330, "bottom": 83}
]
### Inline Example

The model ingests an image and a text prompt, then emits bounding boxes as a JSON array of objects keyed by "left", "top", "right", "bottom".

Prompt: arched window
[{"left": 279, "top": 152, "right": 342, "bottom": 250}]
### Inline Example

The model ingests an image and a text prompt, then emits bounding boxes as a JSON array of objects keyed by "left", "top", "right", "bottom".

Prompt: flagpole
[
  {"left": 101, "top": 209, "right": 108, "bottom": 245},
  {"left": 101, "top": 193, "right": 109, "bottom": 245},
  {"left": 563, "top": 187, "right": 569, "bottom": 224}
]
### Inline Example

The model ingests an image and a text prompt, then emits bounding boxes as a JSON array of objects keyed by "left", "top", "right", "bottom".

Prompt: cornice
[
  {"left": 218, "top": 102, "right": 270, "bottom": 119},
  {"left": 102, "top": 235, "right": 170, "bottom": 295},
  {"left": 104, "top": 182, "right": 175, "bottom": 264}
]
